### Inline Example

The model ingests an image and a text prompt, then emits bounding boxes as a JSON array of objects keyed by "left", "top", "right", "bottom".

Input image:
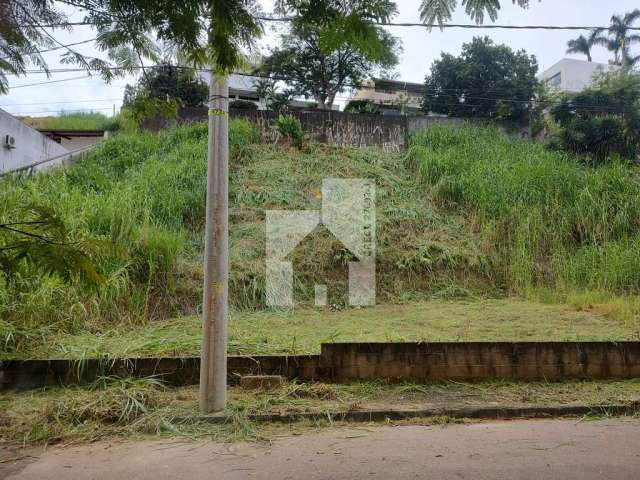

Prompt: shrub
[
  {"left": 229, "top": 99, "right": 258, "bottom": 110},
  {"left": 550, "top": 69, "right": 640, "bottom": 163},
  {"left": 119, "top": 95, "right": 180, "bottom": 130},
  {"left": 230, "top": 118, "right": 260, "bottom": 164},
  {"left": 344, "top": 100, "right": 380, "bottom": 114},
  {"left": 408, "top": 122, "right": 640, "bottom": 294},
  {"left": 272, "top": 114, "right": 304, "bottom": 148}
]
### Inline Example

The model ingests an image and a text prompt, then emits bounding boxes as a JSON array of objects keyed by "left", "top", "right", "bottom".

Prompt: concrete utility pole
[{"left": 199, "top": 71, "right": 229, "bottom": 413}]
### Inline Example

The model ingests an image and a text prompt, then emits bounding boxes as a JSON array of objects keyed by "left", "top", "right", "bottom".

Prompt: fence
[{"left": 143, "top": 108, "right": 481, "bottom": 151}]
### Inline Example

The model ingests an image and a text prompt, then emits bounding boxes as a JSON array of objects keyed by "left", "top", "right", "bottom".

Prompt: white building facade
[
  {"left": 0, "top": 109, "right": 68, "bottom": 175},
  {"left": 539, "top": 58, "right": 619, "bottom": 93}
]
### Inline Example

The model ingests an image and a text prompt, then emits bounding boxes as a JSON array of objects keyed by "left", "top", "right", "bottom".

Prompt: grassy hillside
[
  {"left": 18, "top": 111, "right": 119, "bottom": 130},
  {"left": 0, "top": 120, "right": 488, "bottom": 354},
  {"left": 2, "top": 120, "right": 640, "bottom": 356},
  {"left": 408, "top": 125, "right": 640, "bottom": 295}
]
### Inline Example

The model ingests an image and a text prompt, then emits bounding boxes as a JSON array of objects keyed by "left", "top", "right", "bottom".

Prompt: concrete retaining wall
[
  {"left": 3, "top": 342, "right": 639, "bottom": 391},
  {"left": 0, "top": 355, "right": 322, "bottom": 391},
  {"left": 142, "top": 108, "right": 479, "bottom": 151},
  {"left": 321, "top": 342, "right": 640, "bottom": 382},
  {"left": 0, "top": 108, "right": 68, "bottom": 174},
  {"left": 233, "top": 110, "right": 408, "bottom": 151}
]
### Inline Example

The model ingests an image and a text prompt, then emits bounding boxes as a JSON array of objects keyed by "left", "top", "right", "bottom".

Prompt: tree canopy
[
  {"left": 0, "top": 0, "right": 263, "bottom": 95},
  {"left": 551, "top": 69, "right": 640, "bottom": 162},
  {"left": 607, "top": 9, "right": 640, "bottom": 66},
  {"left": 259, "top": 0, "right": 400, "bottom": 110},
  {"left": 2, "top": 0, "right": 549, "bottom": 98},
  {"left": 566, "top": 29, "right": 607, "bottom": 63},
  {"left": 123, "top": 65, "right": 208, "bottom": 107},
  {"left": 419, "top": 0, "right": 533, "bottom": 26},
  {"left": 423, "top": 36, "right": 538, "bottom": 121},
  {"left": 565, "top": 10, "right": 640, "bottom": 66}
]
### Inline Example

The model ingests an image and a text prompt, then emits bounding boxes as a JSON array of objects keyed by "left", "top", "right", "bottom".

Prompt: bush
[
  {"left": 344, "top": 100, "right": 380, "bottom": 114},
  {"left": 550, "top": 69, "right": 640, "bottom": 163},
  {"left": 272, "top": 114, "right": 304, "bottom": 148},
  {"left": 229, "top": 118, "right": 260, "bottom": 163},
  {"left": 229, "top": 99, "right": 258, "bottom": 110},
  {"left": 408, "top": 123, "right": 640, "bottom": 293},
  {"left": 23, "top": 112, "right": 120, "bottom": 131},
  {"left": 119, "top": 95, "right": 180, "bottom": 130}
]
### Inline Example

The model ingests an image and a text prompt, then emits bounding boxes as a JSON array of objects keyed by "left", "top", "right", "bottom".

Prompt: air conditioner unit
[{"left": 3, "top": 134, "right": 16, "bottom": 149}]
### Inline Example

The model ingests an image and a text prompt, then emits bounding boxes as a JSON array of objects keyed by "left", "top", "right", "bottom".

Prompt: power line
[
  {"left": 9, "top": 75, "right": 92, "bottom": 89},
  {"left": 0, "top": 38, "right": 97, "bottom": 60},
  {"left": 0, "top": 97, "right": 120, "bottom": 107},
  {"left": 258, "top": 16, "right": 640, "bottom": 31},
  {"left": 21, "top": 21, "right": 104, "bottom": 28},
  {"left": 18, "top": 16, "right": 640, "bottom": 31},
  {"left": 5, "top": 65, "right": 634, "bottom": 114},
  {"left": 7, "top": 107, "right": 114, "bottom": 115}
]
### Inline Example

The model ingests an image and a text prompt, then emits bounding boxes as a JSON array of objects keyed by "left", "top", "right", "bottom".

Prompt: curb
[{"left": 184, "top": 402, "right": 640, "bottom": 425}]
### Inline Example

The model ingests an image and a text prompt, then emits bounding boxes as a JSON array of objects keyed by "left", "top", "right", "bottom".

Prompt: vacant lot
[
  {"left": 3, "top": 298, "right": 635, "bottom": 360},
  {"left": 2, "top": 122, "right": 640, "bottom": 359}
]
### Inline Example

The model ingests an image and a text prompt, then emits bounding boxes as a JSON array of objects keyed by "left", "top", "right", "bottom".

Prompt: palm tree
[
  {"left": 567, "top": 29, "right": 611, "bottom": 63},
  {"left": 420, "top": 0, "right": 530, "bottom": 26},
  {"left": 606, "top": 9, "right": 640, "bottom": 66},
  {"left": 566, "top": 35, "right": 593, "bottom": 62}
]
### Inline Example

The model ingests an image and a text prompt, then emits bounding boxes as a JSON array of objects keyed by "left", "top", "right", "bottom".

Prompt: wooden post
[{"left": 199, "top": 71, "right": 229, "bottom": 413}]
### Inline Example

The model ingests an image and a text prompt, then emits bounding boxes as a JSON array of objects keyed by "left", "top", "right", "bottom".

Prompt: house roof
[
  {"left": 373, "top": 78, "right": 425, "bottom": 96},
  {"left": 198, "top": 72, "right": 262, "bottom": 94},
  {"left": 539, "top": 58, "right": 619, "bottom": 79},
  {"left": 228, "top": 73, "right": 260, "bottom": 92},
  {"left": 38, "top": 129, "right": 105, "bottom": 138}
]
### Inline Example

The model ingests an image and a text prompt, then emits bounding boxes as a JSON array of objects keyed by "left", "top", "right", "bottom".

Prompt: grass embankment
[
  {"left": 18, "top": 111, "right": 119, "bottom": 130},
  {"left": 3, "top": 376, "right": 640, "bottom": 445},
  {"left": 7, "top": 299, "right": 637, "bottom": 359},
  {"left": 2, "top": 121, "right": 640, "bottom": 358},
  {"left": 408, "top": 124, "right": 640, "bottom": 295},
  {"left": 1, "top": 120, "right": 486, "bottom": 356}
]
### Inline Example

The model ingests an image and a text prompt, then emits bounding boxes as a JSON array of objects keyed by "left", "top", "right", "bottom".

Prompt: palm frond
[
  {"left": 462, "top": 0, "right": 501, "bottom": 24},
  {"left": 419, "top": 0, "right": 457, "bottom": 27},
  {"left": 0, "top": 205, "right": 121, "bottom": 286},
  {"left": 419, "top": 0, "right": 532, "bottom": 27}
]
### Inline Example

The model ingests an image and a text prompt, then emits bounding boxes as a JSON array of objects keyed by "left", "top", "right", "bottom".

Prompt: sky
[{"left": 2, "top": 0, "right": 640, "bottom": 116}]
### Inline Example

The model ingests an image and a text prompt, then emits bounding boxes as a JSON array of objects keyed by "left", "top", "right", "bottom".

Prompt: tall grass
[
  {"left": 4, "top": 120, "right": 640, "bottom": 356},
  {"left": 407, "top": 123, "right": 640, "bottom": 295},
  {"left": 22, "top": 111, "right": 120, "bottom": 130},
  {"left": 1, "top": 119, "right": 488, "bottom": 354}
]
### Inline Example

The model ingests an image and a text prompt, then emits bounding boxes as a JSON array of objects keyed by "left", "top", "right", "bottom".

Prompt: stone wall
[
  {"left": 144, "top": 108, "right": 476, "bottom": 151},
  {"left": 4, "top": 341, "right": 640, "bottom": 390},
  {"left": 321, "top": 342, "right": 640, "bottom": 382},
  {"left": 143, "top": 108, "right": 531, "bottom": 151}
]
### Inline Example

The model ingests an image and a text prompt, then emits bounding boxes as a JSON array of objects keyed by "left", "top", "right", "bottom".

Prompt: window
[{"left": 547, "top": 72, "right": 561, "bottom": 87}]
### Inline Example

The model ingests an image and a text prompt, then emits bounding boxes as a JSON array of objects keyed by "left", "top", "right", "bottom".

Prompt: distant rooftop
[
  {"left": 372, "top": 78, "right": 425, "bottom": 96},
  {"left": 539, "top": 58, "right": 619, "bottom": 93}
]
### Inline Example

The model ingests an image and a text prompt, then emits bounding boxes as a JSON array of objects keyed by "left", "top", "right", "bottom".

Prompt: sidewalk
[{"left": 4, "top": 418, "right": 640, "bottom": 479}]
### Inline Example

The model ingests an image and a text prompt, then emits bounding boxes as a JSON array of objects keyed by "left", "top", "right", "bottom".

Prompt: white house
[
  {"left": 198, "top": 72, "right": 340, "bottom": 111},
  {"left": 0, "top": 109, "right": 68, "bottom": 175},
  {"left": 198, "top": 72, "right": 267, "bottom": 109},
  {"left": 539, "top": 58, "right": 619, "bottom": 93},
  {"left": 348, "top": 78, "right": 425, "bottom": 115}
]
